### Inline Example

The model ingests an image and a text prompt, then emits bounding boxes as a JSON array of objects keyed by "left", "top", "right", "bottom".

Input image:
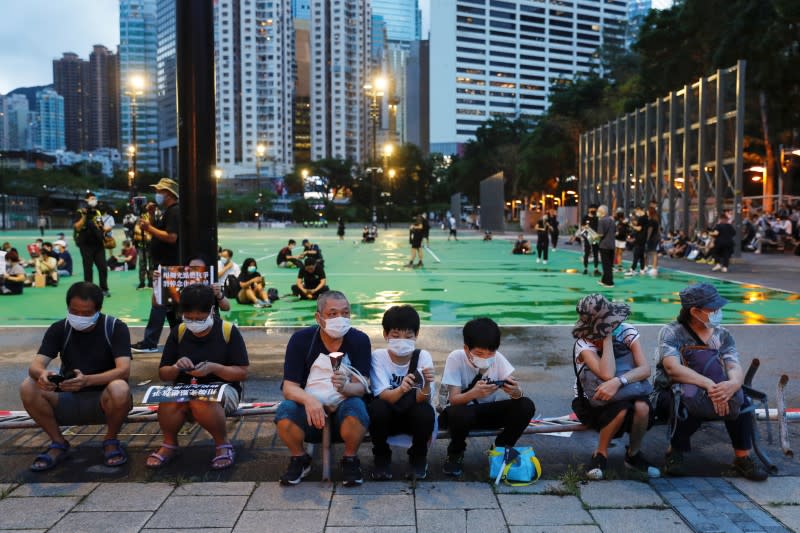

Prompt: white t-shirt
[
  {"left": 441, "top": 349, "right": 514, "bottom": 404},
  {"left": 218, "top": 260, "right": 241, "bottom": 285},
  {"left": 573, "top": 323, "right": 640, "bottom": 397},
  {"left": 370, "top": 348, "right": 435, "bottom": 401}
]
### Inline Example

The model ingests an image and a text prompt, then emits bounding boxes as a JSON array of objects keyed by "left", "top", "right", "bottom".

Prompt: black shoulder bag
[{"left": 390, "top": 349, "right": 423, "bottom": 413}]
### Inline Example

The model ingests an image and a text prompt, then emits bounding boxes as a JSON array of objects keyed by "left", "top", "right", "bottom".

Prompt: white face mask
[
  {"left": 387, "top": 338, "right": 416, "bottom": 357},
  {"left": 183, "top": 314, "right": 214, "bottom": 334},
  {"left": 67, "top": 311, "right": 99, "bottom": 331},
  {"left": 155, "top": 193, "right": 165, "bottom": 206},
  {"left": 219, "top": 257, "right": 229, "bottom": 265},
  {"left": 323, "top": 316, "right": 351, "bottom": 339},
  {"left": 469, "top": 351, "right": 495, "bottom": 370},
  {"left": 87, "top": 199, "right": 98, "bottom": 208}
]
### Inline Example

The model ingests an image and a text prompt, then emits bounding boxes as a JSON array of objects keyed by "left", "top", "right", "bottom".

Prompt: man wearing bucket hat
[
  {"left": 131, "top": 178, "right": 180, "bottom": 353},
  {"left": 654, "top": 282, "right": 768, "bottom": 481}
]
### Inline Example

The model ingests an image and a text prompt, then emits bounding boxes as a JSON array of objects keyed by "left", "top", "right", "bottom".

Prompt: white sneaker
[
  {"left": 536, "top": 258, "right": 541, "bottom": 263},
  {"left": 624, "top": 270, "right": 635, "bottom": 277},
  {"left": 711, "top": 264, "right": 722, "bottom": 272},
  {"left": 647, "top": 268, "right": 658, "bottom": 276},
  {"left": 638, "top": 269, "right": 646, "bottom": 275},
  {"left": 543, "top": 260, "right": 548, "bottom": 265},
  {"left": 721, "top": 267, "right": 728, "bottom": 273}
]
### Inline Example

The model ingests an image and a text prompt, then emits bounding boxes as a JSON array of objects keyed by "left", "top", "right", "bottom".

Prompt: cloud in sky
[{"left": 0, "top": 0, "right": 119, "bottom": 94}]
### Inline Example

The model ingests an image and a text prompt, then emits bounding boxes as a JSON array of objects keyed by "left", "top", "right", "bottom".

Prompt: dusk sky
[{"left": 0, "top": 0, "right": 672, "bottom": 95}]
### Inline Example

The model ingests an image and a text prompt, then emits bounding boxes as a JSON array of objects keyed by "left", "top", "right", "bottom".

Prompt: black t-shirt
[
  {"left": 277, "top": 246, "right": 292, "bottom": 265},
  {"left": 37, "top": 315, "right": 132, "bottom": 391},
  {"left": 283, "top": 326, "right": 372, "bottom": 388},
  {"left": 159, "top": 318, "right": 249, "bottom": 393},
  {"left": 581, "top": 214, "right": 598, "bottom": 231},
  {"left": 547, "top": 214, "right": 558, "bottom": 231},
  {"left": 150, "top": 203, "right": 180, "bottom": 267},
  {"left": 634, "top": 215, "right": 649, "bottom": 244},
  {"left": 73, "top": 208, "right": 104, "bottom": 247},
  {"left": 648, "top": 218, "right": 660, "bottom": 244},
  {"left": 714, "top": 222, "right": 736, "bottom": 246},
  {"left": 615, "top": 220, "right": 629, "bottom": 240},
  {"left": 298, "top": 265, "right": 326, "bottom": 289},
  {"left": 535, "top": 220, "right": 548, "bottom": 239},
  {"left": 410, "top": 225, "right": 424, "bottom": 246},
  {"left": 239, "top": 270, "right": 262, "bottom": 283},
  {"left": 303, "top": 244, "right": 323, "bottom": 261}
]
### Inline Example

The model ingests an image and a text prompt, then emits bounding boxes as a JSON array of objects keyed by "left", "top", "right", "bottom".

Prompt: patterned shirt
[{"left": 654, "top": 321, "right": 740, "bottom": 388}]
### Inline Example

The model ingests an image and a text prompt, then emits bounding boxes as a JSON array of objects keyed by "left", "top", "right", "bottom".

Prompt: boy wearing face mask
[
  {"left": 368, "top": 305, "right": 435, "bottom": 480},
  {"left": 147, "top": 284, "right": 248, "bottom": 470},
  {"left": 275, "top": 291, "right": 372, "bottom": 486},
  {"left": 654, "top": 283, "right": 768, "bottom": 481},
  {"left": 439, "top": 318, "right": 535, "bottom": 477},
  {"left": 19, "top": 282, "right": 132, "bottom": 471}
]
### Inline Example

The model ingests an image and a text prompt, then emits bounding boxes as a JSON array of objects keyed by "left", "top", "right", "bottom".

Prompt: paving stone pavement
[{"left": 0, "top": 478, "right": 797, "bottom": 532}]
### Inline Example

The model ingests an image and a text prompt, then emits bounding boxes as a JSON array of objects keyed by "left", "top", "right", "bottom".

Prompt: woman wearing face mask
[
  {"left": 368, "top": 305, "right": 436, "bottom": 480},
  {"left": 439, "top": 317, "right": 535, "bottom": 477},
  {"left": 653, "top": 283, "right": 767, "bottom": 481},
  {"left": 236, "top": 257, "right": 270, "bottom": 308},
  {"left": 1, "top": 249, "right": 27, "bottom": 295},
  {"left": 147, "top": 284, "right": 249, "bottom": 470}
]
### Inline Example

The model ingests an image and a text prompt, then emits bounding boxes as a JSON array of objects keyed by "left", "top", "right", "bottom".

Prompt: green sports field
[{"left": 1, "top": 226, "right": 798, "bottom": 327}]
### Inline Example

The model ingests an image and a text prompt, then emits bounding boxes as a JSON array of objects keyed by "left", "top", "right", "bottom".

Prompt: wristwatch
[{"left": 618, "top": 375, "right": 629, "bottom": 386}]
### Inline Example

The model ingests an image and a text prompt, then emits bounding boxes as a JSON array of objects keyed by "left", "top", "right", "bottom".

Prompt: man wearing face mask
[
  {"left": 275, "top": 291, "right": 372, "bottom": 486},
  {"left": 19, "top": 282, "right": 132, "bottom": 471},
  {"left": 439, "top": 317, "right": 535, "bottom": 477},
  {"left": 146, "top": 284, "right": 248, "bottom": 470},
  {"left": 654, "top": 283, "right": 768, "bottom": 481},
  {"left": 131, "top": 179, "right": 180, "bottom": 353},
  {"left": 73, "top": 192, "right": 110, "bottom": 296},
  {"left": 368, "top": 305, "right": 435, "bottom": 480}
]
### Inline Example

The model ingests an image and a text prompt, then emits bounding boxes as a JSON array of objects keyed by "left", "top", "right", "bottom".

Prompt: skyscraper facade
[
  {"left": 429, "top": 0, "right": 627, "bottom": 154},
  {"left": 0, "top": 94, "right": 31, "bottom": 150},
  {"left": 53, "top": 52, "right": 87, "bottom": 152},
  {"left": 626, "top": 0, "right": 651, "bottom": 48},
  {"left": 35, "top": 89, "right": 65, "bottom": 152},
  {"left": 215, "top": 0, "right": 295, "bottom": 177},
  {"left": 87, "top": 45, "right": 120, "bottom": 151},
  {"left": 119, "top": 0, "right": 159, "bottom": 172},
  {"left": 310, "top": 0, "right": 371, "bottom": 162},
  {"left": 370, "top": 0, "right": 420, "bottom": 43},
  {"left": 157, "top": 0, "right": 177, "bottom": 177}
]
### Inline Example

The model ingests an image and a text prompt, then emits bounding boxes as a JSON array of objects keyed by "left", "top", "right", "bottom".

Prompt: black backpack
[
  {"left": 223, "top": 276, "right": 241, "bottom": 299},
  {"left": 267, "top": 288, "right": 280, "bottom": 302}
]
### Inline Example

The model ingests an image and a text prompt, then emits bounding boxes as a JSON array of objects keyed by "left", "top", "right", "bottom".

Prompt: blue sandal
[
  {"left": 30, "top": 441, "right": 70, "bottom": 472},
  {"left": 211, "top": 443, "right": 235, "bottom": 470},
  {"left": 102, "top": 438, "right": 128, "bottom": 467}
]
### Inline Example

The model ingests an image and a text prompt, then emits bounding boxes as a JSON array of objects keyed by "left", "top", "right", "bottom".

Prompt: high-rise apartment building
[
  {"left": 215, "top": 0, "right": 294, "bottom": 177},
  {"left": 87, "top": 45, "right": 120, "bottom": 151},
  {"left": 371, "top": 0, "right": 420, "bottom": 43},
  {"left": 53, "top": 52, "right": 87, "bottom": 152},
  {"left": 626, "top": 0, "right": 651, "bottom": 48},
  {"left": 35, "top": 89, "right": 65, "bottom": 152},
  {"left": 120, "top": 0, "right": 159, "bottom": 172},
  {"left": 0, "top": 94, "right": 31, "bottom": 150},
  {"left": 429, "top": 0, "right": 627, "bottom": 154},
  {"left": 157, "top": 0, "right": 178, "bottom": 177},
  {"left": 310, "top": 0, "right": 371, "bottom": 162}
]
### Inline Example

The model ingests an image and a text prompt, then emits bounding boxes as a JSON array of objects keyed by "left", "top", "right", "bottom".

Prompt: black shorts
[
  {"left": 54, "top": 390, "right": 112, "bottom": 426},
  {"left": 573, "top": 395, "right": 652, "bottom": 438}
]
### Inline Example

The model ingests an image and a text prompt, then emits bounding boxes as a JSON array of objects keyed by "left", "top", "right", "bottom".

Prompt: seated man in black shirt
[
  {"left": 19, "top": 282, "right": 132, "bottom": 471},
  {"left": 300, "top": 238, "right": 323, "bottom": 265},
  {"left": 292, "top": 257, "right": 329, "bottom": 300},
  {"left": 146, "top": 284, "right": 249, "bottom": 470},
  {"left": 277, "top": 239, "right": 303, "bottom": 268}
]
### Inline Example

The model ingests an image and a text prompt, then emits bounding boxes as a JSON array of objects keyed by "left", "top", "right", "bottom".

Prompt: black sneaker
[
  {"left": 136, "top": 283, "right": 146, "bottom": 290},
  {"left": 587, "top": 453, "right": 607, "bottom": 480},
  {"left": 103, "top": 290, "right": 111, "bottom": 298},
  {"left": 371, "top": 454, "right": 392, "bottom": 481},
  {"left": 582, "top": 268, "right": 588, "bottom": 275},
  {"left": 624, "top": 447, "right": 661, "bottom": 478},
  {"left": 340, "top": 456, "right": 364, "bottom": 487},
  {"left": 408, "top": 456, "right": 428, "bottom": 480},
  {"left": 664, "top": 449, "right": 688, "bottom": 477},
  {"left": 131, "top": 342, "right": 159, "bottom": 353},
  {"left": 593, "top": 269, "right": 601, "bottom": 277},
  {"left": 732, "top": 455, "right": 768, "bottom": 481},
  {"left": 280, "top": 453, "right": 312, "bottom": 485},
  {"left": 442, "top": 453, "right": 463, "bottom": 477}
]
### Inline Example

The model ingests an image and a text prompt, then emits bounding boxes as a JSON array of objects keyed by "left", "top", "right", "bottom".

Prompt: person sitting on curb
[
  {"left": 439, "top": 317, "right": 536, "bottom": 477},
  {"left": 146, "top": 284, "right": 249, "bottom": 470},
  {"left": 19, "top": 282, "right": 132, "bottom": 471},
  {"left": 368, "top": 305, "right": 436, "bottom": 480},
  {"left": 275, "top": 291, "right": 372, "bottom": 486},
  {"left": 291, "top": 256, "right": 329, "bottom": 300},
  {"left": 654, "top": 282, "right": 768, "bottom": 481},
  {"left": 571, "top": 294, "right": 659, "bottom": 480}
]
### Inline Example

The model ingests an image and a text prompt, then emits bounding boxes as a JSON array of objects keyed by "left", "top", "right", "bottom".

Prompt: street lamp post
[
  {"left": 364, "top": 77, "right": 386, "bottom": 223},
  {"left": 255, "top": 143, "right": 266, "bottom": 229},
  {"left": 125, "top": 75, "right": 145, "bottom": 199}
]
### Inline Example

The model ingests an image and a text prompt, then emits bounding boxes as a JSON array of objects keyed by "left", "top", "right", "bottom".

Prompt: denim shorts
[
  {"left": 274, "top": 396, "right": 370, "bottom": 443},
  {"left": 53, "top": 390, "right": 107, "bottom": 426}
]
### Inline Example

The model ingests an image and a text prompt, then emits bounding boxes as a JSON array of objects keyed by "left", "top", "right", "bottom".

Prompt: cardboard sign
[
  {"left": 156, "top": 265, "right": 215, "bottom": 305},
  {"left": 143, "top": 383, "right": 229, "bottom": 404}
]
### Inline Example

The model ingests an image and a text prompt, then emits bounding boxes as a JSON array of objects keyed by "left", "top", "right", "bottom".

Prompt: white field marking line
[
  {"left": 257, "top": 252, "right": 278, "bottom": 261},
  {"left": 559, "top": 245, "right": 800, "bottom": 295},
  {"left": 2, "top": 323, "right": 799, "bottom": 329}
]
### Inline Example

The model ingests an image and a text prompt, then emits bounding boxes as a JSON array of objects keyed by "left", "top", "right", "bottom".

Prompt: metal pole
[
  {"left": 682, "top": 84, "right": 691, "bottom": 234},
  {"left": 734, "top": 60, "right": 746, "bottom": 256},
  {"left": 697, "top": 77, "right": 707, "bottom": 231},
  {"left": 176, "top": 0, "right": 217, "bottom": 265},
  {"left": 714, "top": 69, "right": 724, "bottom": 222},
  {"left": 668, "top": 91, "right": 677, "bottom": 232}
]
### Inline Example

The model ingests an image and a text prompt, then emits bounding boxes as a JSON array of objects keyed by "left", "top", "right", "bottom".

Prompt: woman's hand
[{"left": 593, "top": 377, "right": 622, "bottom": 402}]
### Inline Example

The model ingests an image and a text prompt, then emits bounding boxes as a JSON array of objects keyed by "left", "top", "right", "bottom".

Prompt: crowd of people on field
[{"left": 18, "top": 280, "right": 769, "bottom": 486}]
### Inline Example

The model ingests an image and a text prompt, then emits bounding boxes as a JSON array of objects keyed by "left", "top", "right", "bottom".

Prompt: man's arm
[
  {"left": 310, "top": 276, "right": 326, "bottom": 294},
  {"left": 73, "top": 211, "right": 87, "bottom": 231},
  {"left": 283, "top": 379, "right": 326, "bottom": 429},
  {"left": 144, "top": 224, "right": 177, "bottom": 244},
  {"left": 59, "top": 356, "right": 131, "bottom": 393}
]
